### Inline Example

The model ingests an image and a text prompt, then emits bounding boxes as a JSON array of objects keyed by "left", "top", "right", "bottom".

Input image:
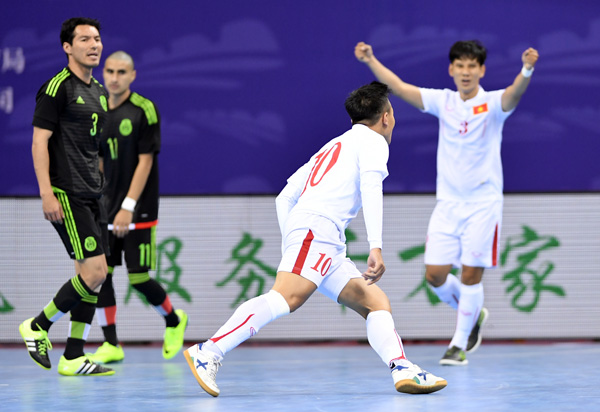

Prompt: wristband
[
  {"left": 521, "top": 66, "right": 534, "bottom": 78},
  {"left": 121, "top": 197, "right": 136, "bottom": 212}
]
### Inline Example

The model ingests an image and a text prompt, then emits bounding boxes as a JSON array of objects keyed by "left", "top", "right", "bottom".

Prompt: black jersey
[
  {"left": 32, "top": 67, "right": 108, "bottom": 197},
  {"left": 99, "top": 92, "right": 161, "bottom": 222}
]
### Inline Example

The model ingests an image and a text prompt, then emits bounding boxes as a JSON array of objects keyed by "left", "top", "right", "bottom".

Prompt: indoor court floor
[{"left": 1, "top": 342, "right": 598, "bottom": 412}]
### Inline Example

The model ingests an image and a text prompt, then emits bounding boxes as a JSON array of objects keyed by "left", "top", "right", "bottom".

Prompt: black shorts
[
  {"left": 106, "top": 226, "right": 157, "bottom": 273},
  {"left": 52, "top": 191, "right": 108, "bottom": 260}
]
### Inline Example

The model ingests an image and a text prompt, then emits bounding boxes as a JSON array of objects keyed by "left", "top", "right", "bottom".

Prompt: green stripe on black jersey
[
  {"left": 46, "top": 68, "right": 71, "bottom": 98},
  {"left": 53, "top": 187, "right": 84, "bottom": 260},
  {"left": 91, "top": 77, "right": 106, "bottom": 90},
  {"left": 130, "top": 92, "right": 158, "bottom": 125}
]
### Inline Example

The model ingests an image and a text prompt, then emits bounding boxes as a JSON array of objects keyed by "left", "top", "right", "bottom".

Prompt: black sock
[
  {"left": 133, "top": 278, "right": 179, "bottom": 327},
  {"left": 102, "top": 325, "right": 119, "bottom": 346},
  {"left": 164, "top": 311, "right": 179, "bottom": 328},
  {"left": 33, "top": 274, "right": 91, "bottom": 331},
  {"left": 97, "top": 272, "right": 119, "bottom": 345},
  {"left": 64, "top": 289, "right": 98, "bottom": 360}
]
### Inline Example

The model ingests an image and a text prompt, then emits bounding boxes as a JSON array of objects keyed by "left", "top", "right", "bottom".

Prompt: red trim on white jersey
[
  {"left": 492, "top": 224, "right": 499, "bottom": 266},
  {"left": 292, "top": 230, "right": 314, "bottom": 275}
]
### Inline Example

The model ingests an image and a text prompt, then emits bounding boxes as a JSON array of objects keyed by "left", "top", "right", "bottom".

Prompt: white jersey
[
  {"left": 280, "top": 124, "right": 389, "bottom": 246},
  {"left": 420, "top": 86, "right": 514, "bottom": 201}
]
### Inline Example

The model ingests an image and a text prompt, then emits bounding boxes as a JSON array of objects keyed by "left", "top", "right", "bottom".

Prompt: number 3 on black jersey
[{"left": 90, "top": 112, "right": 98, "bottom": 136}]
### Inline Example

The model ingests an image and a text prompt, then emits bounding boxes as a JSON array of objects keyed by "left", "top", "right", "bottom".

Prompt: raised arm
[
  {"left": 354, "top": 42, "right": 424, "bottom": 110},
  {"left": 501, "top": 47, "right": 539, "bottom": 112}
]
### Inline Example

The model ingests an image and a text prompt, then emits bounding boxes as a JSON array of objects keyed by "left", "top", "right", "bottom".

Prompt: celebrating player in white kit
[
  {"left": 355, "top": 40, "right": 539, "bottom": 365},
  {"left": 184, "top": 81, "right": 447, "bottom": 396}
]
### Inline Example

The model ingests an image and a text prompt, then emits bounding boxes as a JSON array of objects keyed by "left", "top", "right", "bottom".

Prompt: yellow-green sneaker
[
  {"left": 19, "top": 317, "right": 52, "bottom": 369},
  {"left": 58, "top": 355, "right": 115, "bottom": 376},
  {"left": 466, "top": 307, "right": 489, "bottom": 353},
  {"left": 439, "top": 346, "right": 468, "bottom": 366},
  {"left": 87, "top": 342, "right": 124, "bottom": 364},
  {"left": 163, "top": 309, "right": 188, "bottom": 359}
]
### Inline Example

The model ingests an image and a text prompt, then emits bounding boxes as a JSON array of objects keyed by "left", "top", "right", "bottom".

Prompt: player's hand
[
  {"left": 362, "top": 248, "right": 385, "bottom": 285},
  {"left": 355, "top": 42, "right": 374, "bottom": 63},
  {"left": 41, "top": 193, "right": 64, "bottom": 224},
  {"left": 112, "top": 209, "right": 133, "bottom": 238},
  {"left": 522, "top": 47, "right": 539, "bottom": 69}
]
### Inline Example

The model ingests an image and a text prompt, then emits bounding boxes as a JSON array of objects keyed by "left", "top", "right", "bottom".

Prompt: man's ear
[
  {"left": 382, "top": 111, "right": 389, "bottom": 127},
  {"left": 63, "top": 42, "right": 71, "bottom": 56}
]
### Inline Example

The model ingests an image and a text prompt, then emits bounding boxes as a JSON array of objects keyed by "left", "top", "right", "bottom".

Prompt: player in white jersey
[
  {"left": 355, "top": 40, "right": 539, "bottom": 365},
  {"left": 183, "top": 82, "right": 447, "bottom": 396}
]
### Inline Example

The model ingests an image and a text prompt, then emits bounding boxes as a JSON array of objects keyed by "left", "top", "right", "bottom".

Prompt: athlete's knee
[
  {"left": 79, "top": 256, "right": 108, "bottom": 290},
  {"left": 265, "top": 290, "right": 291, "bottom": 319},
  {"left": 340, "top": 282, "right": 391, "bottom": 318},
  {"left": 425, "top": 266, "right": 451, "bottom": 287},
  {"left": 271, "top": 272, "right": 314, "bottom": 312},
  {"left": 364, "top": 296, "right": 391, "bottom": 315},
  {"left": 127, "top": 271, "right": 151, "bottom": 287},
  {"left": 460, "top": 266, "right": 484, "bottom": 285},
  {"left": 366, "top": 288, "right": 392, "bottom": 313},
  {"left": 278, "top": 292, "right": 305, "bottom": 313}
]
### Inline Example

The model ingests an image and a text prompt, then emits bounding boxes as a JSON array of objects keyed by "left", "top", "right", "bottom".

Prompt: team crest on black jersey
[
  {"left": 99, "top": 95, "right": 108, "bottom": 112},
  {"left": 84, "top": 236, "right": 97, "bottom": 252},
  {"left": 119, "top": 119, "right": 133, "bottom": 136}
]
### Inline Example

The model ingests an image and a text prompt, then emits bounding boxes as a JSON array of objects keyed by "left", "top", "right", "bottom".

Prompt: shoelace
[
  {"left": 404, "top": 363, "right": 430, "bottom": 380},
  {"left": 207, "top": 359, "right": 222, "bottom": 381},
  {"left": 36, "top": 326, "right": 53, "bottom": 356}
]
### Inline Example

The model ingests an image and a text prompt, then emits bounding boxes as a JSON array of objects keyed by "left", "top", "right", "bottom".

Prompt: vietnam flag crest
[{"left": 473, "top": 103, "right": 488, "bottom": 115}]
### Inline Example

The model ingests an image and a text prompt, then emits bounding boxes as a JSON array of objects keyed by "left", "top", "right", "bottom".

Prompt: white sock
[
  {"left": 449, "top": 283, "right": 484, "bottom": 350},
  {"left": 430, "top": 274, "right": 461, "bottom": 310},
  {"left": 204, "top": 290, "right": 290, "bottom": 357},
  {"left": 94, "top": 307, "right": 109, "bottom": 327},
  {"left": 366, "top": 310, "right": 407, "bottom": 368}
]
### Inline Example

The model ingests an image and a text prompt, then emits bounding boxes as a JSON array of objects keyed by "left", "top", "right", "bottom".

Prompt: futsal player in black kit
[
  {"left": 20, "top": 17, "right": 114, "bottom": 376},
  {"left": 87, "top": 51, "right": 188, "bottom": 364}
]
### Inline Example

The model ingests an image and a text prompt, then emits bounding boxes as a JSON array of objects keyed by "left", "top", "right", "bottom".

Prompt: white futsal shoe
[
  {"left": 391, "top": 360, "right": 448, "bottom": 394},
  {"left": 184, "top": 343, "right": 222, "bottom": 397}
]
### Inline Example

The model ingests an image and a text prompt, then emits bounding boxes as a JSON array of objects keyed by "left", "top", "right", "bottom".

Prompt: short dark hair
[
  {"left": 449, "top": 40, "right": 487, "bottom": 65},
  {"left": 60, "top": 17, "right": 101, "bottom": 45},
  {"left": 345, "top": 81, "right": 391, "bottom": 125}
]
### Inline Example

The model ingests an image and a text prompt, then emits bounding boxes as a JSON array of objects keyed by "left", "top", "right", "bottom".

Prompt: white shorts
[
  {"left": 277, "top": 213, "right": 362, "bottom": 302},
  {"left": 424, "top": 199, "right": 502, "bottom": 268}
]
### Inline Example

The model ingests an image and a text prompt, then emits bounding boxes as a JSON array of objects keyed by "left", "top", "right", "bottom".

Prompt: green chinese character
[
  {"left": 218, "top": 233, "right": 276, "bottom": 308},
  {"left": 399, "top": 244, "right": 458, "bottom": 305},
  {"left": 0, "top": 293, "right": 14, "bottom": 313},
  {"left": 125, "top": 236, "right": 190, "bottom": 305},
  {"left": 500, "top": 225, "right": 565, "bottom": 312}
]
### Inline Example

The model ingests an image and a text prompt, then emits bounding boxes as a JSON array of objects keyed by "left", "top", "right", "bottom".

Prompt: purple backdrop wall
[{"left": 1, "top": 0, "right": 599, "bottom": 195}]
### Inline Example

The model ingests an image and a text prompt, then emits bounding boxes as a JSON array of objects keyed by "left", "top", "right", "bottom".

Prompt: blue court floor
[{"left": 1, "top": 341, "right": 599, "bottom": 412}]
